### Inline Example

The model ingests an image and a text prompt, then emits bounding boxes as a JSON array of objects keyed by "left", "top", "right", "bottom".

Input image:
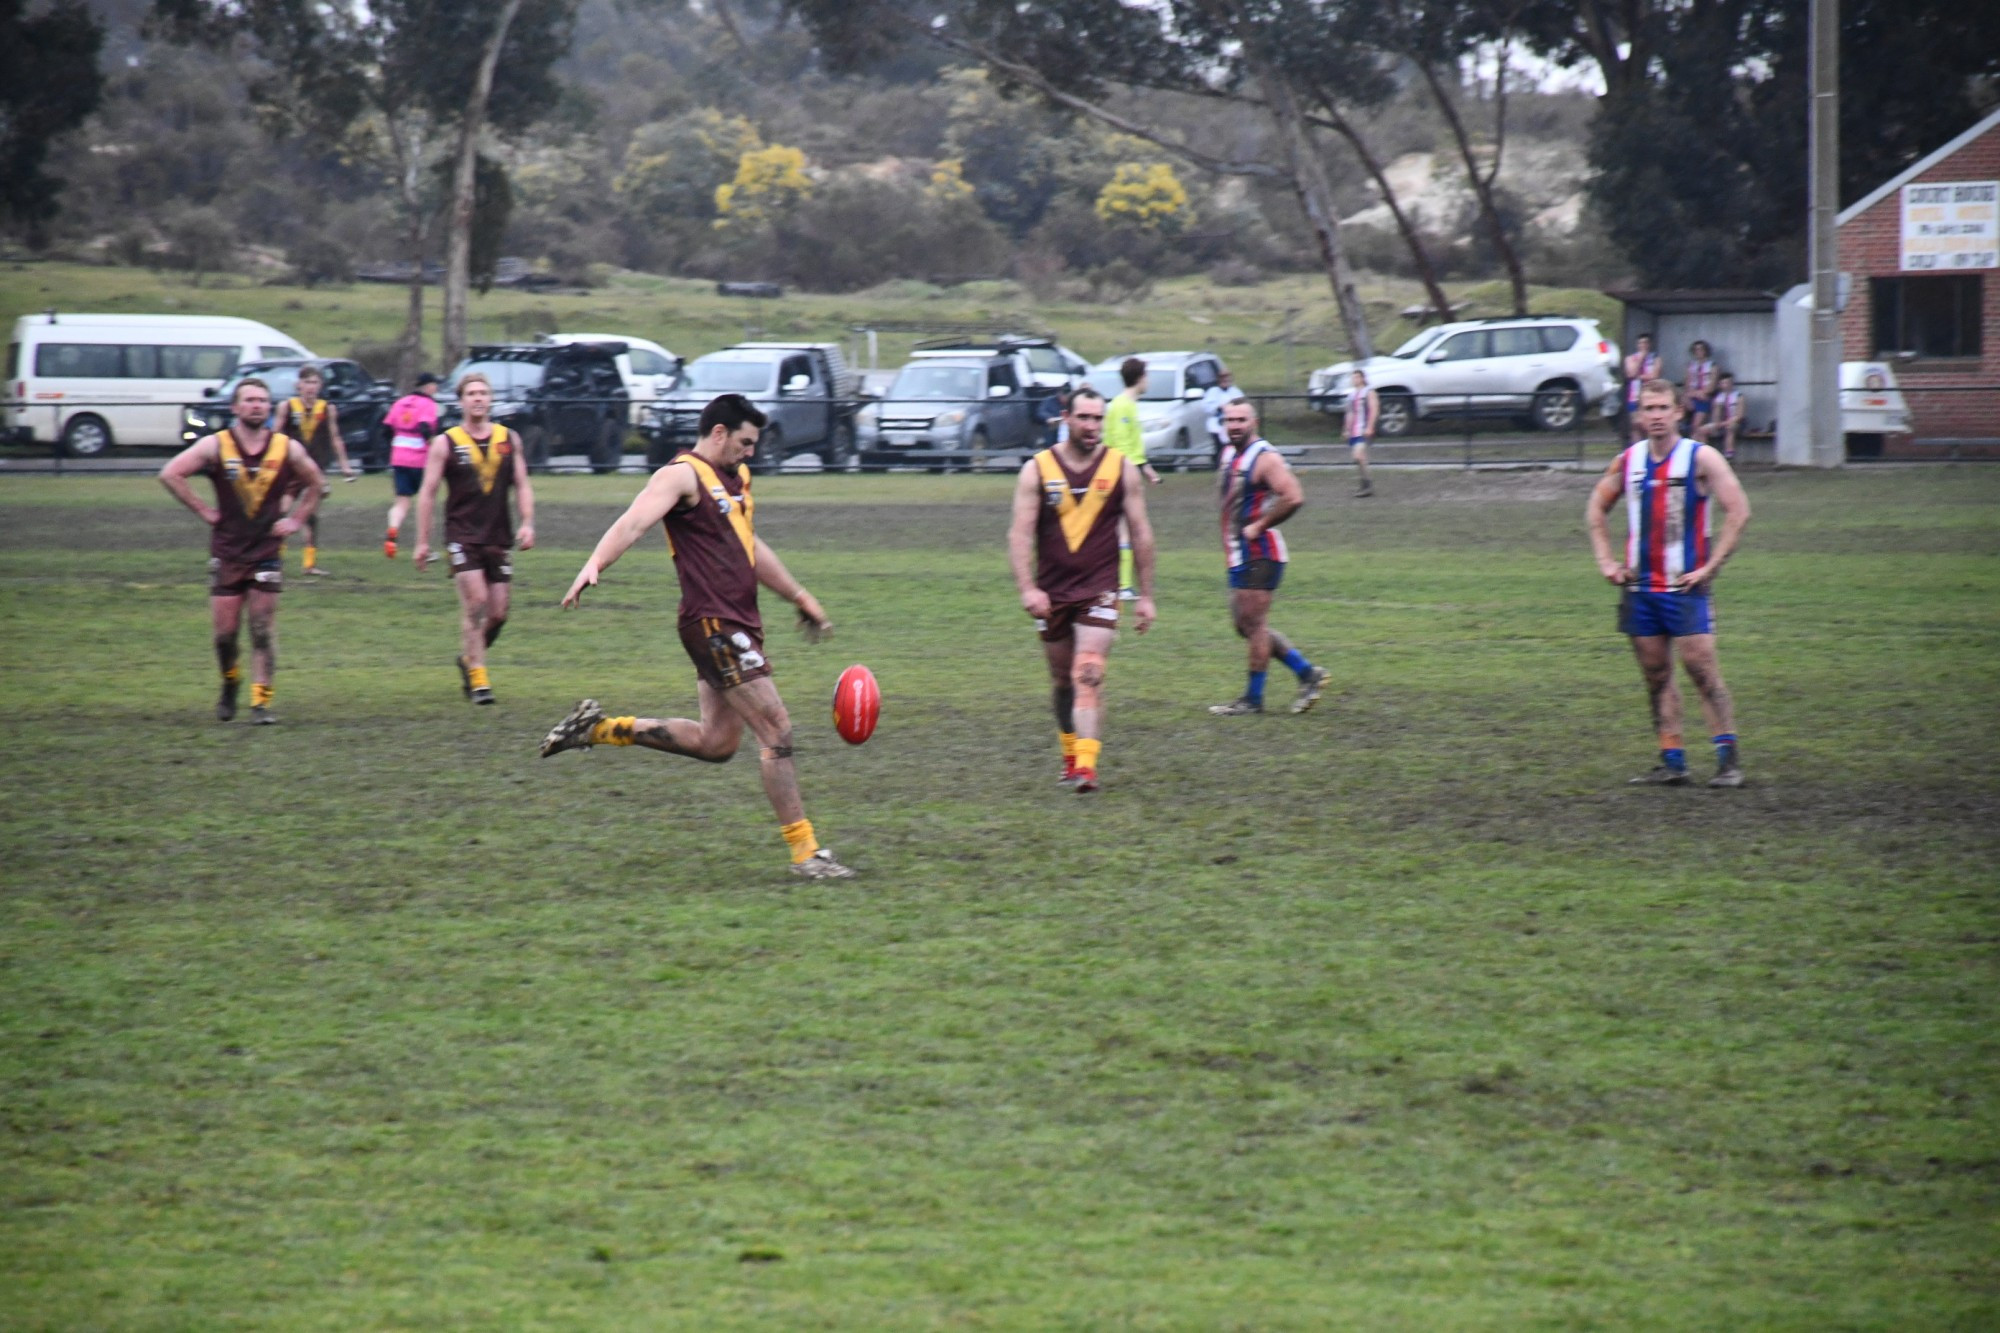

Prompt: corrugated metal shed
[{"left": 1608, "top": 290, "right": 1782, "bottom": 432}]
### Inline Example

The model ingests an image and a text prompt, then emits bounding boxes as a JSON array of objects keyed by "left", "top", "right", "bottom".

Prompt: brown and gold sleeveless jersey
[
  {"left": 203, "top": 430, "right": 305, "bottom": 563},
  {"left": 1032, "top": 445, "right": 1125, "bottom": 604},
  {"left": 663, "top": 451, "right": 760, "bottom": 628},
  {"left": 441, "top": 424, "right": 518, "bottom": 548},
  {"left": 285, "top": 397, "right": 333, "bottom": 465}
]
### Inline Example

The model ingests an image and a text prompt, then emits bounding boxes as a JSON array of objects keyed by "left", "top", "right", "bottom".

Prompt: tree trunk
[
  {"left": 441, "top": 0, "right": 526, "bottom": 374},
  {"left": 389, "top": 117, "right": 429, "bottom": 390},
  {"left": 1248, "top": 54, "right": 1376, "bottom": 360},
  {"left": 1419, "top": 60, "right": 1528, "bottom": 316},
  {"left": 1307, "top": 95, "right": 1455, "bottom": 322}
]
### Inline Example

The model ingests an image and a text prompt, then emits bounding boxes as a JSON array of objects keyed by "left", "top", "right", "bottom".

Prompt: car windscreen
[
  {"left": 1389, "top": 329, "right": 1446, "bottom": 358},
  {"left": 221, "top": 366, "right": 302, "bottom": 401},
  {"left": 1090, "top": 368, "right": 1178, "bottom": 400},
  {"left": 682, "top": 359, "right": 772, "bottom": 393},
  {"left": 889, "top": 365, "right": 982, "bottom": 401},
  {"left": 452, "top": 360, "right": 545, "bottom": 396}
]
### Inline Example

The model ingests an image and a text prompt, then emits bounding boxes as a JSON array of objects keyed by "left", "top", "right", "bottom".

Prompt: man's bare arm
[
  {"left": 327, "top": 403, "right": 355, "bottom": 476},
  {"left": 1122, "top": 458, "right": 1158, "bottom": 632},
  {"left": 1242, "top": 450, "right": 1303, "bottom": 537},
  {"left": 1680, "top": 449, "right": 1752, "bottom": 588},
  {"left": 562, "top": 461, "right": 697, "bottom": 607},
  {"left": 1586, "top": 459, "right": 1627, "bottom": 583},
  {"left": 511, "top": 442, "right": 536, "bottom": 550},
  {"left": 159, "top": 436, "right": 221, "bottom": 525},
  {"left": 277, "top": 453, "right": 325, "bottom": 535},
  {"left": 1007, "top": 459, "right": 1047, "bottom": 615},
  {"left": 411, "top": 437, "right": 452, "bottom": 569}
]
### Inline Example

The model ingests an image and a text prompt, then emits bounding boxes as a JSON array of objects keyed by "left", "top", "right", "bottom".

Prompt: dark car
[
  {"left": 182, "top": 358, "right": 396, "bottom": 467},
  {"left": 443, "top": 342, "right": 630, "bottom": 472}
]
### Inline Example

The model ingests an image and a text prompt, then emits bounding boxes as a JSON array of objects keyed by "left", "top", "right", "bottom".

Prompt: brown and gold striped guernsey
[
  {"left": 663, "top": 451, "right": 761, "bottom": 629},
  {"left": 203, "top": 430, "right": 305, "bottom": 563},
  {"left": 286, "top": 397, "right": 333, "bottom": 465},
  {"left": 441, "top": 424, "right": 518, "bottom": 548},
  {"left": 1032, "top": 445, "right": 1125, "bottom": 605}
]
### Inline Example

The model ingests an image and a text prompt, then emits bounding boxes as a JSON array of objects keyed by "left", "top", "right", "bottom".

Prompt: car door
[
  {"left": 1485, "top": 327, "right": 1546, "bottom": 410},
  {"left": 775, "top": 354, "right": 823, "bottom": 447},
  {"left": 1179, "top": 357, "right": 1220, "bottom": 456},
  {"left": 981, "top": 359, "right": 1030, "bottom": 449},
  {"left": 542, "top": 360, "right": 593, "bottom": 452},
  {"left": 1419, "top": 330, "right": 1491, "bottom": 412}
]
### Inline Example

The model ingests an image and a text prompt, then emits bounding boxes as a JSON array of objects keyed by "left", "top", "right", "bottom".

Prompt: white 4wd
[{"left": 1309, "top": 318, "right": 1621, "bottom": 435}]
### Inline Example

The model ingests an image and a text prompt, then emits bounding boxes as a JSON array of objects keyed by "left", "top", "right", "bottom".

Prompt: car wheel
[
  {"left": 969, "top": 429, "right": 990, "bottom": 472},
  {"left": 1531, "top": 384, "right": 1581, "bottom": 432},
  {"left": 750, "top": 425, "right": 782, "bottom": 473},
  {"left": 1376, "top": 394, "right": 1414, "bottom": 438},
  {"left": 61, "top": 413, "right": 113, "bottom": 458},
  {"left": 589, "top": 418, "right": 622, "bottom": 474},
  {"left": 829, "top": 419, "right": 857, "bottom": 472}
]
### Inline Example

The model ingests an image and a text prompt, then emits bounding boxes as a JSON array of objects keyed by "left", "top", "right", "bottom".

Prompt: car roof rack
[{"left": 1468, "top": 314, "right": 1588, "bottom": 324}]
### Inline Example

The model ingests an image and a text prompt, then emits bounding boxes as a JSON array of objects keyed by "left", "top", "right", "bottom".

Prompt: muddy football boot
[
  {"left": 790, "top": 848, "right": 856, "bottom": 879},
  {"left": 1208, "top": 697, "right": 1264, "bottom": 717},
  {"left": 217, "top": 678, "right": 239, "bottom": 723},
  {"left": 1708, "top": 764, "right": 1745, "bottom": 788},
  {"left": 540, "top": 698, "right": 605, "bottom": 757},
  {"left": 471, "top": 686, "right": 496, "bottom": 706},
  {"left": 1291, "top": 665, "right": 1331, "bottom": 714},
  {"left": 249, "top": 706, "right": 278, "bottom": 726},
  {"left": 1629, "top": 764, "right": 1690, "bottom": 786}
]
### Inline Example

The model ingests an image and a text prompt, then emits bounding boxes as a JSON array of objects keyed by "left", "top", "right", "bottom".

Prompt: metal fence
[{"left": 7, "top": 381, "right": 1993, "bottom": 475}]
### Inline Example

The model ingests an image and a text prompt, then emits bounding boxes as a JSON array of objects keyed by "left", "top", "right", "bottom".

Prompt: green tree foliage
[
  {"left": 0, "top": 0, "right": 106, "bottom": 246},
  {"left": 615, "top": 110, "right": 764, "bottom": 223}
]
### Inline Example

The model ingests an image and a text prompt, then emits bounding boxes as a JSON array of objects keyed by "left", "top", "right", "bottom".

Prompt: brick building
[{"left": 1838, "top": 107, "right": 2000, "bottom": 444}]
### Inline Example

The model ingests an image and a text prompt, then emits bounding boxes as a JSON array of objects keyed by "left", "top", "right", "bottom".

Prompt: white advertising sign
[{"left": 1901, "top": 180, "right": 1998, "bottom": 270}]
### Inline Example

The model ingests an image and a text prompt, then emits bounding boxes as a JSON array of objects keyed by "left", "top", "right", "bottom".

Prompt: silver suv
[{"left": 1308, "top": 317, "right": 1621, "bottom": 435}]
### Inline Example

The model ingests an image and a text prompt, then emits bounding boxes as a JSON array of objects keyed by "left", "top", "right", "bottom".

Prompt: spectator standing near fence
[
  {"left": 1623, "top": 334, "right": 1660, "bottom": 442},
  {"left": 1103, "top": 356, "right": 1160, "bottom": 598},
  {"left": 1202, "top": 366, "right": 1245, "bottom": 461},
  {"left": 1683, "top": 340, "right": 1716, "bottom": 439},
  {"left": 1342, "top": 368, "right": 1379, "bottom": 498},
  {"left": 273, "top": 364, "right": 356, "bottom": 576},
  {"left": 1705, "top": 372, "right": 1745, "bottom": 459},
  {"left": 382, "top": 372, "right": 440, "bottom": 559}
]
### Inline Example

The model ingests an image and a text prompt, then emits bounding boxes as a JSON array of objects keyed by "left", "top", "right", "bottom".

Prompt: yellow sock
[
  {"left": 1118, "top": 546, "right": 1135, "bottom": 590},
  {"left": 467, "top": 665, "right": 490, "bottom": 689},
  {"left": 589, "top": 716, "right": 636, "bottom": 746},
  {"left": 1060, "top": 730, "right": 1078, "bottom": 761},
  {"left": 303, "top": 544, "right": 317, "bottom": 568},
  {"left": 780, "top": 817, "right": 819, "bottom": 864},
  {"left": 222, "top": 664, "right": 242, "bottom": 683},
  {"left": 1074, "top": 737, "right": 1101, "bottom": 772},
  {"left": 250, "top": 682, "right": 273, "bottom": 708}
]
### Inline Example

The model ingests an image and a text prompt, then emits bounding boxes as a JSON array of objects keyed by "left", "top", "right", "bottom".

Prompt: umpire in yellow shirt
[{"left": 1105, "top": 357, "right": 1162, "bottom": 596}]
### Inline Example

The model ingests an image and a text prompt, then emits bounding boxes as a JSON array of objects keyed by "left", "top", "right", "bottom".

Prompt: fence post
[{"left": 1463, "top": 395, "right": 1473, "bottom": 470}]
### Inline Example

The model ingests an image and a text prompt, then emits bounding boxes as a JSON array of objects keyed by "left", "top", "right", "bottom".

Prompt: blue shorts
[
  {"left": 1347, "top": 436, "right": 1369, "bottom": 449},
  {"left": 1688, "top": 396, "right": 1712, "bottom": 416},
  {"left": 1228, "top": 559, "right": 1285, "bottom": 591},
  {"left": 1619, "top": 588, "right": 1714, "bottom": 638},
  {"left": 392, "top": 465, "right": 425, "bottom": 496}
]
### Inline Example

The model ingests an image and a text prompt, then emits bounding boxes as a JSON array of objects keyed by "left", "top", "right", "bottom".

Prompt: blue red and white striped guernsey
[
  {"left": 1219, "top": 437, "right": 1289, "bottom": 567},
  {"left": 1616, "top": 438, "right": 1711, "bottom": 592}
]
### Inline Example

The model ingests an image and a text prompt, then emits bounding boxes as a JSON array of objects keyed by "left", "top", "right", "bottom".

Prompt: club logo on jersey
[
  {"left": 1042, "top": 479, "right": 1068, "bottom": 509},
  {"left": 710, "top": 484, "right": 733, "bottom": 514},
  {"left": 1091, "top": 475, "right": 1114, "bottom": 492}
]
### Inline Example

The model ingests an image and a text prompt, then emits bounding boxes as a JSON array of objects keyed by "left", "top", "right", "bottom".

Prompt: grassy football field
[{"left": 2, "top": 465, "right": 1996, "bottom": 1329}]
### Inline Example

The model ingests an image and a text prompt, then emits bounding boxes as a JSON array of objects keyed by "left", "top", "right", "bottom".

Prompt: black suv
[
  {"left": 443, "top": 343, "right": 631, "bottom": 472},
  {"left": 182, "top": 358, "right": 396, "bottom": 466}
]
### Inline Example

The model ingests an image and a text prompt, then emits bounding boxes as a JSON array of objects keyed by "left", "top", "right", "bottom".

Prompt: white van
[
  {"left": 5, "top": 313, "right": 314, "bottom": 456},
  {"left": 543, "top": 333, "right": 678, "bottom": 425}
]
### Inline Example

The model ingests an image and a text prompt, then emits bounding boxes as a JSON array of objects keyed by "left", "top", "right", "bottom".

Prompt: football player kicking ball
[
  {"left": 1587, "top": 379, "right": 1753, "bottom": 787},
  {"left": 1008, "top": 386, "right": 1158, "bottom": 794},
  {"left": 539, "top": 393, "right": 854, "bottom": 879},
  {"left": 412, "top": 372, "right": 535, "bottom": 705}
]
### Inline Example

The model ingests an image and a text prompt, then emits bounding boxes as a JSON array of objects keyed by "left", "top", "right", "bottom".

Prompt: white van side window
[{"left": 37, "top": 344, "right": 125, "bottom": 377}]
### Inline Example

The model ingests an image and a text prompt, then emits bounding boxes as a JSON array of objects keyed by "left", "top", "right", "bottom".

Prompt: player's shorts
[
  {"left": 447, "top": 541, "right": 512, "bottom": 582},
  {"left": 209, "top": 556, "right": 283, "bottom": 597},
  {"left": 1034, "top": 590, "right": 1120, "bottom": 642},
  {"left": 679, "top": 615, "right": 771, "bottom": 690},
  {"left": 1347, "top": 435, "right": 1370, "bottom": 450},
  {"left": 1687, "top": 396, "right": 1711, "bottom": 416},
  {"left": 392, "top": 465, "right": 425, "bottom": 496},
  {"left": 1619, "top": 588, "right": 1714, "bottom": 638},
  {"left": 1228, "top": 559, "right": 1285, "bottom": 592}
]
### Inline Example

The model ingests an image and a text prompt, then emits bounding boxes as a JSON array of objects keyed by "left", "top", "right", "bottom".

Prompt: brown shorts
[
  {"left": 679, "top": 615, "right": 772, "bottom": 690},
  {"left": 448, "top": 541, "right": 513, "bottom": 582},
  {"left": 1035, "top": 590, "right": 1120, "bottom": 643},
  {"left": 209, "top": 556, "right": 283, "bottom": 597}
]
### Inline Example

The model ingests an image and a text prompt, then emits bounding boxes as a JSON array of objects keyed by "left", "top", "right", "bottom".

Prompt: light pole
[{"left": 1807, "top": 0, "right": 1842, "bottom": 466}]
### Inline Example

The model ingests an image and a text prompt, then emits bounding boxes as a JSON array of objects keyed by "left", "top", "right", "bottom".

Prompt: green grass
[
  {"left": 3, "top": 467, "right": 1997, "bottom": 1328},
  {"left": 1, "top": 261, "right": 1623, "bottom": 394}
]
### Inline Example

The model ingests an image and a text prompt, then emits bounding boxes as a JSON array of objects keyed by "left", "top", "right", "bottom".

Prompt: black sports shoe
[
  {"left": 471, "top": 686, "right": 496, "bottom": 706},
  {"left": 249, "top": 706, "right": 278, "bottom": 726},
  {"left": 217, "top": 678, "right": 239, "bottom": 723},
  {"left": 1708, "top": 764, "right": 1744, "bottom": 788},
  {"left": 1208, "top": 697, "right": 1264, "bottom": 716},
  {"left": 1628, "top": 764, "right": 1689, "bottom": 786},
  {"left": 456, "top": 656, "right": 471, "bottom": 700},
  {"left": 540, "top": 698, "right": 605, "bottom": 757}
]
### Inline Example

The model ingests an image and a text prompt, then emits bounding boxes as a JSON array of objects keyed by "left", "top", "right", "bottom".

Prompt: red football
[{"left": 832, "top": 664, "right": 880, "bottom": 745}]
